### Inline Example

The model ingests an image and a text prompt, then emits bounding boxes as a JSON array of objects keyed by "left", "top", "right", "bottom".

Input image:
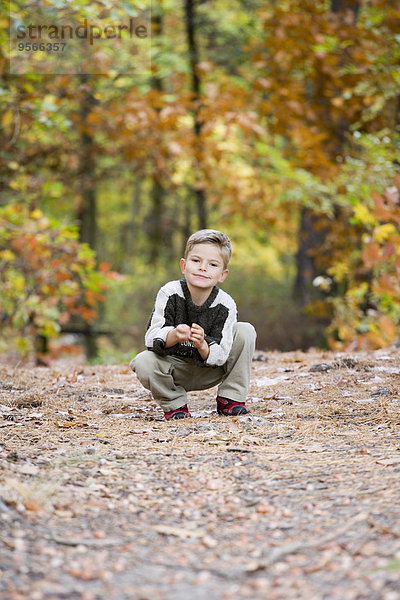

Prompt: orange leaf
[
  {"left": 372, "top": 274, "right": 398, "bottom": 296},
  {"left": 377, "top": 315, "right": 396, "bottom": 343},
  {"left": 361, "top": 241, "right": 380, "bottom": 268},
  {"left": 99, "top": 261, "right": 110, "bottom": 272},
  {"left": 366, "top": 330, "right": 388, "bottom": 349}
]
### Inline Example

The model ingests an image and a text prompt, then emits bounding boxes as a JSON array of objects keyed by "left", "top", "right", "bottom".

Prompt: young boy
[{"left": 130, "top": 229, "right": 256, "bottom": 420}]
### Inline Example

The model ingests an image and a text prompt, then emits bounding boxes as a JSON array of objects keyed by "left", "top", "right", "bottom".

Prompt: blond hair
[{"left": 184, "top": 229, "right": 232, "bottom": 269}]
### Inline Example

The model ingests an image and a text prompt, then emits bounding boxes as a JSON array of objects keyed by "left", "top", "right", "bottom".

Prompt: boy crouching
[{"left": 130, "top": 229, "right": 256, "bottom": 420}]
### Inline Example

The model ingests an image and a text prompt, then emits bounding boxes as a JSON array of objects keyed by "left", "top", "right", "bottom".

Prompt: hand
[
  {"left": 189, "top": 323, "right": 205, "bottom": 348},
  {"left": 190, "top": 323, "right": 210, "bottom": 360},
  {"left": 165, "top": 324, "right": 191, "bottom": 347},
  {"left": 175, "top": 324, "right": 191, "bottom": 343}
]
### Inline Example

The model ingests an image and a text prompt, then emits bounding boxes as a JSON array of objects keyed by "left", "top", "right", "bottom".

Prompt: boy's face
[{"left": 180, "top": 243, "right": 229, "bottom": 291}]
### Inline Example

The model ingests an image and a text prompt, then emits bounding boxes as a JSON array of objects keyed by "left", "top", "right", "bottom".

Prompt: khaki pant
[{"left": 130, "top": 322, "right": 256, "bottom": 412}]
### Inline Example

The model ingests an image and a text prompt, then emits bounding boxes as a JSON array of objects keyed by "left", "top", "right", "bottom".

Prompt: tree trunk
[
  {"left": 149, "top": 177, "right": 164, "bottom": 263},
  {"left": 77, "top": 75, "right": 97, "bottom": 251},
  {"left": 330, "top": 0, "right": 360, "bottom": 16},
  {"left": 184, "top": 0, "right": 207, "bottom": 229},
  {"left": 77, "top": 74, "right": 98, "bottom": 359},
  {"left": 123, "top": 177, "right": 141, "bottom": 265},
  {"left": 148, "top": 4, "right": 166, "bottom": 264},
  {"left": 294, "top": 0, "right": 360, "bottom": 308},
  {"left": 294, "top": 209, "right": 326, "bottom": 305}
]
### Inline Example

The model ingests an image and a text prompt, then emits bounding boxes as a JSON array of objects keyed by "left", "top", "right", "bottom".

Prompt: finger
[{"left": 191, "top": 325, "right": 203, "bottom": 334}]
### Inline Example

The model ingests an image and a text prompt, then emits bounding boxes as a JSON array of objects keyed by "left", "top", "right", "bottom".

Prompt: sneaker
[
  {"left": 216, "top": 396, "right": 248, "bottom": 416},
  {"left": 164, "top": 404, "right": 191, "bottom": 420}
]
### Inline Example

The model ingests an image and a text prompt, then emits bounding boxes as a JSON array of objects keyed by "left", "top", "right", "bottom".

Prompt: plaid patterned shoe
[
  {"left": 164, "top": 404, "right": 191, "bottom": 420},
  {"left": 216, "top": 396, "right": 248, "bottom": 416}
]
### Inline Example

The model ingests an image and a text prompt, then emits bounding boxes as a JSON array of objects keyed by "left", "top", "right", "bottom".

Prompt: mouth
[{"left": 194, "top": 274, "right": 209, "bottom": 279}]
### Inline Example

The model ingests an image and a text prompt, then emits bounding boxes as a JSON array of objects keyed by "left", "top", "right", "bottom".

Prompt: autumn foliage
[
  {"left": 0, "top": 205, "right": 117, "bottom": 354},
  {"left": 247, "top": 0, "right": 400, "bottom": 347},
  {"left": 325, "top": 177, "right": 400, "bottom": 350},
  {"left": 1, "top": 0, "right": 400, "bottom": 354},
  {"left": 251, "top": 0, "right": 399, "bottom": 177}
]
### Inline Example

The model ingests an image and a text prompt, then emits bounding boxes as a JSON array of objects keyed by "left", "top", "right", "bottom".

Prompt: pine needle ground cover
[{"left": 1, "top": 349, "right": 400, "bottom": 600}]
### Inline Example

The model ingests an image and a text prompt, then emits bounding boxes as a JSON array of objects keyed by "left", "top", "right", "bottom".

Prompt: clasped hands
[{"left": 166, "top": 323, "right": 210, "bottom": 360}]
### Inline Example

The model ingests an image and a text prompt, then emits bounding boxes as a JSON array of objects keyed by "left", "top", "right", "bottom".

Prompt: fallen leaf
[
  {"left": 256, "top": 501, "right": 275, "bottom": 514},
  {"left": 56, "top": 420, "right": 89, "bottom": 428},
  {"left": 153, "top": 525, "right": 205, "bottom": 539},
  {"left": 18, "top": 464, "right": 39, "bottom": 475},
  {"left": 376, "top": 457, "right": 400, "bottom": 466},
  {"left": 299, "top": 443, "right": 325, "bottom": 453}
]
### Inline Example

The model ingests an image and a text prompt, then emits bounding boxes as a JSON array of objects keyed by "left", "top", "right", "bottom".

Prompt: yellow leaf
[
  {"left": 31, "top": 209, "right": 43, "bottom": 220},
  {"left": 327, "top": 262, "right": 350, "bottom": 282},
  {"left": 373, "top": 223, "right": 397, "bottom": 243},
  {"left": 0, "top": 250, "right": 15, "bottom": 261},
  {"left": 14, "top": 275, "right": 25, "bottom": 291},
  {"left": 353, "top": 204, "right": 376, "bottom": 226},
  {"left": 2, "top": 110, "right": 13, "bottom": 127},
  {"left": 56, "top": 421, "right": 89, "bottom": 428},
  {"left": 44, "top": 94, "right": 57, "bottom": 105}
]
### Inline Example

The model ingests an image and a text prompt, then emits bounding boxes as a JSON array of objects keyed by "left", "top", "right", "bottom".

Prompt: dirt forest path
[{"left": 1, "top": 347, "right": 400, "bottom": 600}]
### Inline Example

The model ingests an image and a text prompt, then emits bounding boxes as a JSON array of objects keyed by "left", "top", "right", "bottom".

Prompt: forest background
[{"left": 1, "top": 0, "right": 400, "bottom": 363}]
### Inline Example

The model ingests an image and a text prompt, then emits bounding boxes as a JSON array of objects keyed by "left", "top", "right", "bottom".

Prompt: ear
[
  {"left": 218, "top": 269, "right": 229, "bottom": 284},
  {"left": 180, "top": 258, "right": 186, "bottom": 274}
]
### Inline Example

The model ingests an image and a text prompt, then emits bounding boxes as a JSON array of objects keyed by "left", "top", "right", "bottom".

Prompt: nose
[{"left": 199, "top": 262, "right": 207, "bottom": 271}]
